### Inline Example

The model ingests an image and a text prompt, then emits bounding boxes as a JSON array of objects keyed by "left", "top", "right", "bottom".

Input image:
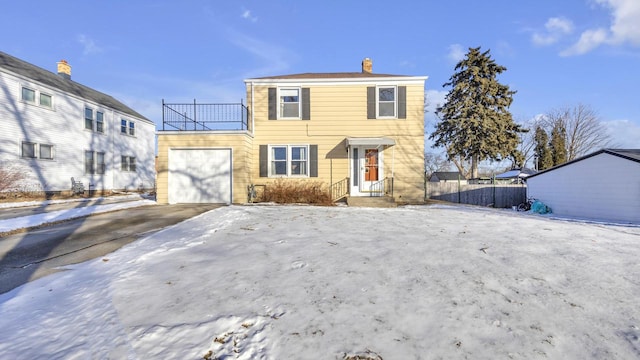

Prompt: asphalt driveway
[{"left": 0, "top": 202, "right": 221, "bottom": 294}]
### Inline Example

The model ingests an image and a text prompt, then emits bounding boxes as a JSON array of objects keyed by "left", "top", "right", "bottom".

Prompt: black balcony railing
[{"left": 162, "top": 99, "right": 249, "bottom": 131}]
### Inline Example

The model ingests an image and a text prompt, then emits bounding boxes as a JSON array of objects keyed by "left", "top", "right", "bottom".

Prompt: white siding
[
  {"left": 0, "top": 69, "right": 155, "bottom": 193},
  {"left": 527, "top": 153, "right": 640, "bottom": 223}
]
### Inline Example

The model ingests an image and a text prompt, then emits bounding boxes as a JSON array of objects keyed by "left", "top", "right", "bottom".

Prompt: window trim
[
  {"left": 39, "top": 144, "right": 54, "bottom": 160},
  {"left": 96, "top": 111, "right": 104, "bottom": 133},
  {"left": 21, "top": 87, "right": 36, "bottom": 104},
  {"left": 376, "top": 85, "right": 397, "bottom": 119},
  {"left": 39, "top": 92, "right": 53, "bottom": 108},
  {"left": 85, "top": 107, "right": 94, "bottom": 130},
  {"left": 277, "top": 87, "right": 301, "bottom": 120},
  {"left": 121, "top": 119, "right": 136, "bottom": 136},
  {"left": 21, "top": 141, "right": 37, "bottom": 158},
  {"left": 121, "top": 155, "right": 136, "bottom": 172},
  {"left": 85, "top": 150, "right": 95, "bottom": 174},
  {"left": 268, "top": 144, "right": 309, "bottom": 177}
]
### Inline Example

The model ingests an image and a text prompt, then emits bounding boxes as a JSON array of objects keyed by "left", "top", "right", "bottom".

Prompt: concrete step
[{"left": 346, "top": 196, "right": 397, "bottom": 208}]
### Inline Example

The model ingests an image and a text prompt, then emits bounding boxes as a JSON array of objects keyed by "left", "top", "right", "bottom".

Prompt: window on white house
[
  {"left": 39, "top": 93, "right": 52, "bottom": 108},
  {"left": 121, "top": 156, "right": 136, "bottom": 172},
  {"left": 269, "top": 145, "right": 309, "bottom": 177},
  {"left": 128, "top": 121, "right": 135, "bottom": 136},
  {"left": 96, "top": 152, "right": 105, "bottom": 174},
  {"left": 279, "top": 88, "right": 300, "bottom": 118},
  {"left": 85, "top": 107, "right": 94, "bottom": 130},
  {"left": 39, "top": 144, "right": 53, "bottom": 160},
  {"left": 22, "top": 87, "right": 36, "bottom": 103},
  {"left": 21, "top": 142, "right": 36, "bottom": 158},
  {"left": 377, "top": 86, "right": 396, "bottom": 117},
  {"left": 85, "top": 151, "right": 95, "bottom": 174},
  {"left": 121, "top": 119, "right": 127, "bottom": 134},
  {"left": 96, "top": 111, "right": 104, "bottom": 133}
]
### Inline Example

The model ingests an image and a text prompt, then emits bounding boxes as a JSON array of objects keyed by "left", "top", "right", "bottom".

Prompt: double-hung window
[
  {"left": 85, "top": 151, "right": 95, "bottom": 174},
  {"left": 96, "top": 111, "right": 104, "bottom": 133},
  {"left": 279, "top": 88, "right": 300, "bottom": 119},
  {"left": 121, "top": 119, "right": 135, "bottom": 136},
  {"left": 377, "top": 86, "right": 396, "bottom": 118},
  {"left": 269, "top": 145, "right": 308, "bottom": 177},
  {"left": 96, "top": 152, "right": 105, "bottom": 174},
  {"left": 85, "top": 108, "right": 94, "bottom": 130},
  {"left": 21, "top": 87, "right": 53, "bottom": 109},
  {"left": 121, "top": 156, "right": 136, "bottom": 172},
  {"left": 22, "top": 142, "right": 54, "bottom": 160}
]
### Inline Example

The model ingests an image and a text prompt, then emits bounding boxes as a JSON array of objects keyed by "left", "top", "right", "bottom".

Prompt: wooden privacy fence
[{"left": 426, "top": 182, "right": 527, "bottom": 208}]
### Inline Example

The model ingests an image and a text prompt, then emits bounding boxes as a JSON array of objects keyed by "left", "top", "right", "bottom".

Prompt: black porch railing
[{"left": 162, "top": 99, "right": 249, "bottom": 131}]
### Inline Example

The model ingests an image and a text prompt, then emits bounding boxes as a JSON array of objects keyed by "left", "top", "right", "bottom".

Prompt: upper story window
[
  {"left": 367, "top": 85, "right": 406, "bottom": 120},
  {"left": 268, "top": 87, "right": 310, "bottom": 120},
  {"left": 96, "top": 111, "right": 104, "bottom": 133},
  {"left": 21, "top": 86, "right": 54, "bottom": 109},
  {"left": 39, "top": 144, "right": 54, "bottom": 160},
  {"left": 121, "top": 119, "right": 135, "bottom": 136},
  {"left": 85, "top": 108, "right": 94, "bottom": 130},
  {"left": 279, "top": 88, "right": 300, "bottom": 118},
  {"left": 39, "top": 93, "right": 52, "bottom": 108},
  {"left": 377, "top": 86, "right": 396, "bottom": 118},
  {"left": 22, "top": 87, "right": 36, "bottom": 103}
]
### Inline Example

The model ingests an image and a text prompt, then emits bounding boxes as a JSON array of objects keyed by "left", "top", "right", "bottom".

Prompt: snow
[
  {"left": 1, "top": 203, "right": 639, "bottom": 359},
  {"left": 0, "top": 196, "right": 156, "bottom": 233}
]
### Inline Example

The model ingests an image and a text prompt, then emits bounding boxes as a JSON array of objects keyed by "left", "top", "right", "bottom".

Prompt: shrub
[
  {"left": 260, "top": 179, "right": 333, "bottom": 205},
  {"left": 0, "top": 164, "right": 26, "bottom": 193}
]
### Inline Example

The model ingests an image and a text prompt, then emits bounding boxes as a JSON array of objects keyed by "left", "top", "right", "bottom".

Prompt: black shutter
[
  {"left": 259, "top": 145, "right": 268, "bottom": 177},
  {"left": 268, "top": 88, "right": 277, "bottom": 120},
  {"left": 309, "top": 145, "right": 318, "bottom": 177},
  {"left": 398, "top": 86, "right": 406, "bottom": 119},
  {"left": 367, "top": 87, "right": 376, "bottom": 119},
  {"left": 302, "top": 88, "right": 310, "bottom": 120}
]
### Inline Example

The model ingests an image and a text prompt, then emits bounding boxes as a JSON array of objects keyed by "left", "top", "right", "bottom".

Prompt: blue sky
[{"left": 2, "top": 0, "right": 639, "bottom": 148}]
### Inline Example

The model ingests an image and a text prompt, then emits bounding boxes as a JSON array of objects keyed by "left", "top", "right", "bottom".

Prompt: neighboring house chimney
[
  {"left": 362, "top": 58, "right": 372, "bottom": 73},
  {"left": 57, "top": 60, "right": 71, "bottom": 79}
]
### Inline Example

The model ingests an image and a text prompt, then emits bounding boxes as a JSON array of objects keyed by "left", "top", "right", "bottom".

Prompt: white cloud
[
  {"left": 562, "top": 0, "right": 640, "bottom": 55},
  {"left": 76, "top": 34, "right": 103, "bottom": 56},
  {"left": 602, "top": 119, "right": 640, "bottom": 148},
  {"left": 447, "top": 44, "right": 465, "bottom": 63},
  {"left": 532, "top": 17, "right": 574, "bottom": 46},
  {"left": 560, "top": 28, "right": 609, "bottom": 56},
  {"left": 241, "top": 9, "right": 258, "bottom": 22}
]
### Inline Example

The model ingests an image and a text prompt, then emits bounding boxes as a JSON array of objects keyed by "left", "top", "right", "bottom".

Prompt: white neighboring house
[
  {"left": 0, "top": 52, "right": 155, "bottom": 194},
  {"left": 526, "top": 149, "right": 640, "bottom": 224}
]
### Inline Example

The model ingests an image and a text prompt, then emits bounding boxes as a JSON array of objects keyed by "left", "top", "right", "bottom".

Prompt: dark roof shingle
[{"left": 0, "top": 51, "right": 150, "bottom": 122}]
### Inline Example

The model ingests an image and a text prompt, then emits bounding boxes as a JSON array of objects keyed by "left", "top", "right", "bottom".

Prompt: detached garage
[{"left": 526, "top": 149, "right": 640, "bottom": 224}]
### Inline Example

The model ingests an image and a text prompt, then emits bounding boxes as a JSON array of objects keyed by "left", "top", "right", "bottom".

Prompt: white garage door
[{"left": 168, "top": 148, "right": 232, "bottom": 204}]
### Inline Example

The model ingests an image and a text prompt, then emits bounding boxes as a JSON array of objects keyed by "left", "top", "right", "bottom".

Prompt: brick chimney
[
  {"left": 362, "top": 58, "right": 372, "bottom": 73},
  {"left": 57, "top": 60, "right": 71, "bottom": 79}
]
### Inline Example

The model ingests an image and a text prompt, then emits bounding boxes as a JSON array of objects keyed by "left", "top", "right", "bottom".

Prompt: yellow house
[{"left": 156, "top": 59, "right": 427, "bottom": 204}]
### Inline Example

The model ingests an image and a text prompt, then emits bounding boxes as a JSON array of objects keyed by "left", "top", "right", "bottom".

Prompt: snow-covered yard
[{"left": 0, "top": 204, "right": 639, "bottom": 359}]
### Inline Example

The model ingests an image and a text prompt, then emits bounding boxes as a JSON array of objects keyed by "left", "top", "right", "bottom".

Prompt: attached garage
[
  {"left": 168, "top": 148, "right": 232, "bottom": 204},
  {"left": 526, "top": 149, "right": 640, "bottom": 224}
]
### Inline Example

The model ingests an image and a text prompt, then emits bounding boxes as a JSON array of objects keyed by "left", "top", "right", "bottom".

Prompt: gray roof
[
  {"left": 527, "top": 148, "right": 640, "bottom": 179},
  {"left": 248, "top": 72, "right": 414, "bottom": 80},
  {"left": 0, "top": 51, "right": 150, "bottom": 122}
]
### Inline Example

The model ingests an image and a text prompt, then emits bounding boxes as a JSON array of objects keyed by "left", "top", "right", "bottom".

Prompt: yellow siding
[
  {"left": 247, "top": 82, "right": 425, "bottom": 203},
  {"left": 156, "top": 132, "right": 253, "bottom": 204}
]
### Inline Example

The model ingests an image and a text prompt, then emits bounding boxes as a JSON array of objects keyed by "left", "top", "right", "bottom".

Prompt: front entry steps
[{"left": 346, "top": 196, "right": 397, "bottom": 208}]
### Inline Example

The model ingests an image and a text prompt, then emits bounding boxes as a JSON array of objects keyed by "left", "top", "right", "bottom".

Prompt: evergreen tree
[
  {"left": 429, "top": 47, "right": 526, "bottom": 179},
  {"left": 550, "top": 122, "right": 567, "bottom": 166},
  {"left": 533, "top": 126, "right": 553, "bottom": 170}
]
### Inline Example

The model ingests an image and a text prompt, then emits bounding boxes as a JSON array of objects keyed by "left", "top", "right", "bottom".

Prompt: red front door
[{"left": 364, "top": 149, "right": 379, "bottom": 181}]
